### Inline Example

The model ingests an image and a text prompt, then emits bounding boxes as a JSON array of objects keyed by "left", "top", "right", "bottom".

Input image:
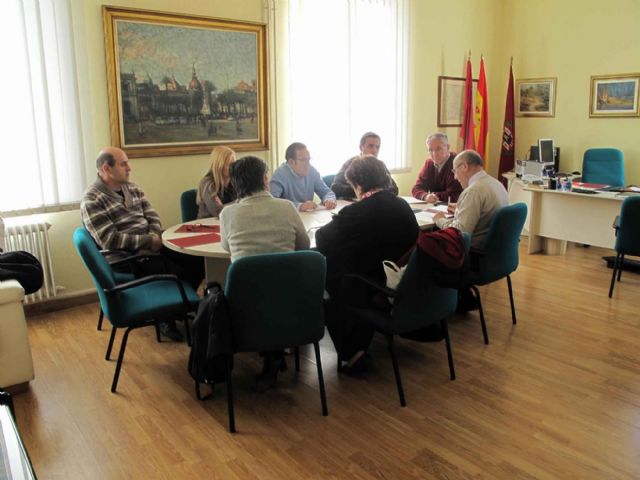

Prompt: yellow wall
[
  {"left": 25, "top": 0, "right": 640, "bottom": 298},
  {"left": 499, "top": 0, "right": 640, "bottom": 180}
]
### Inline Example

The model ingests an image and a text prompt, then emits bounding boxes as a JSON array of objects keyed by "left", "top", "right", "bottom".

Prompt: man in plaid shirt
[{"left": 81, "top": 147, "right": 203, "bottom": 341}]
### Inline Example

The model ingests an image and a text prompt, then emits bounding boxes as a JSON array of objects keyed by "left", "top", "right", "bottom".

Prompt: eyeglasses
[{"left": 428, "top": 146, "right": 447, "bottom": 154}]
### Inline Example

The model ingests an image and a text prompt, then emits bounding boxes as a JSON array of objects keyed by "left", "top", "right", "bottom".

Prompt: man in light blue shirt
[{"left": 269, "top": 142, "right": 337, "bottom": 212}]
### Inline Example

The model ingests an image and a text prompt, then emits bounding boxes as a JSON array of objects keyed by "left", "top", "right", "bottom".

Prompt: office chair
[
  {"left": 467, "top": 203, "right": 528, "bottom": 344},
  {"left": 222, "top": 250, "right": 328, "bottom": 432},
  {"left": 322, "top": 174, "right": 336, "bottom": 188},
  {"left": 345, "top": 249, "right": 459, "bottom": 407},
  {"left": 608, "top": 196, "right": 640, "bottom": 298},
  {"left": 582, "top": 148, "right": 625, "bottom": 186},
  {"left": 180, "top": 189, "right": 198, "bottom": 222},
  {"left": 73, "top": 228, "right": 200, "bottom": 392}
]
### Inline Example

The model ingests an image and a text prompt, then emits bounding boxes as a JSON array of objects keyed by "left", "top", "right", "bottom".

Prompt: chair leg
[
  {"left": 385, "top": 334, "right": 406, "bottom": 407},
  {"left": 506, "top": 275, "right": 517, "bottom": 325},
  {"left": 470, "top": 285, "right": 489, "bottom": 345},
  {"left": 313, "top": 342, "right": 328, "bottom": 416},
  {"left": 154, "top": 321, "right": 161, "bottom": 343},
  {"left": 111, "top": 326, "right": 133, "bottom": 393},
  {"left": 609, "top": 253, "right": 620, "bottom": 298},
  {"left": 294, "top": 346, "right": 301, "bottom": 372},
  {"left": 441, "top": 319, "right": 456, "bottom": 381},
  {"left": 184, "top": 316, "right": 192, "bottom": 347},
  {"left": 225, "top": 355, "right": 236, "bottom": 433},
  {"left": 106, "top": 326, "right": 117, "bottom": 360},
  {"left": 618, "top": 254, "right": 624, "bottom": 282},
  {"left": 97, "top": 309, "right": 104, "bottom": 331}
]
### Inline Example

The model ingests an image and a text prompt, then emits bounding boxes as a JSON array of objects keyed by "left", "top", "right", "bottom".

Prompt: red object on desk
[
  {"left": 167, "top": 233, "right": 220, "bottom": 248},
  {"left": 572, "top": 182, "right": 609, "bottom": 190},
  {"left": 174, "top": 224, "right": 220, "bottom": 233}
]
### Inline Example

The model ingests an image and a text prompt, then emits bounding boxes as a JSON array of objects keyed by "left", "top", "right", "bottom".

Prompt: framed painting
[
  {"left": 437, "top": 76, "right": 478, "bottom": 127},
  {"left": 103, "top": 6, "right": 269, "bottom": 158},
  {"left": 516, "top": 77, "right": 557, "bottom": 117},
  {"left": 589, "top": 73, "right": 640, "bottom": 118}
]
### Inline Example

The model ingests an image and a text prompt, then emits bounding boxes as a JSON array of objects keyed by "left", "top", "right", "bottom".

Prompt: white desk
[
  {"left": 525, "top": 187, "right": 622, "bottom": 255},
  {"left": 162, "top": 198, "right": 437, "bottom": 281}
]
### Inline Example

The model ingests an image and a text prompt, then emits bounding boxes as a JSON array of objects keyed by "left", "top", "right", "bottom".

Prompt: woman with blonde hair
[{"left": 197, "top": 146, "right": 237, "bottom": 218}]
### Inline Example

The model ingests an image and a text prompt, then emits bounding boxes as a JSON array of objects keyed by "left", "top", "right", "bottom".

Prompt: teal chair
[
  {"left": 73, "top": 228, "right": 200, "bottom": 392},
  {"left": 608, "top": 196, "right": 640, "bottom": 298},
  {"left": 582, "top": 148, "right": 625, "bottom": 186},
  {"left": 180, "top": 189, "right": 198, "bottom": 222},
  {"left": 223, "top": 251, "right": 328, "bottom": 432},
  {"left": 468, "top": 203, "right": 528, "bottom": 344},
  {"left": 322, "top": 174, "right": 336, "bottom": 188},
  {"left": 345, "top": 248, "right": 460, "bottom": 407}
]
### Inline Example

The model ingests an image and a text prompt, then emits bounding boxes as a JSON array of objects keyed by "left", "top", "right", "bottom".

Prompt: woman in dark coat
[{"left": 316, "top": 155, "right": 418, "bottom": 373}]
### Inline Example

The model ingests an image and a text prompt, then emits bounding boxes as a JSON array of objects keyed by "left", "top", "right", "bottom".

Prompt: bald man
[{"left": 81, "top": 147, "right": 203, "bottom": 341}]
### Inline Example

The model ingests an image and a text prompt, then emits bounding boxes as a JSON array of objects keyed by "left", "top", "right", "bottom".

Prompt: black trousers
[
  {"left": 116, "top": 246, "right": 204, "bottom": 291},
  {"left": 324, "top": 277, "right": 377, "bottom": 361}
]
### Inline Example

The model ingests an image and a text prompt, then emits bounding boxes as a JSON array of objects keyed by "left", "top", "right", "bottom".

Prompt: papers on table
[{"left": 400, "top": 196, "right": 427, "bottom": 204}]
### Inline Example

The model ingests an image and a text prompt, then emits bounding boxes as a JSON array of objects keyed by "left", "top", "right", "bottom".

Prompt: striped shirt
[{"left": 80, "top": 176, "right": 162, "bottom": 254}]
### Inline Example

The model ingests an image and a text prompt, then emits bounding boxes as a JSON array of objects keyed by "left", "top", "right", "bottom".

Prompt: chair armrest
[
  {"left": 105, "top": 274, "right": 192, "bottom": 307},
  {"left": 344, "top": 273, "right": 399, "bottom": 298},
  {"left": 613, "top": 215, "right": 620, "bottom": 230},
  {"left": 104, "top": 251, "right": 160, "bottom": 268}
]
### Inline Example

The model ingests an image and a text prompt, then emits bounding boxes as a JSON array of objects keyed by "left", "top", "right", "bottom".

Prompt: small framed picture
[
  {"left": 437, "top": 76, "right": 478, "bottom": 127},
  {"left": 516, "top": 77, "right": 557, "bottom": 117},
  {"left": 589, "top": 73, "right": 640, "bottom": 118}
]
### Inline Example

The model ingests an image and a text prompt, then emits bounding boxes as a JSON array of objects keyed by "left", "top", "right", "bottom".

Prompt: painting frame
[
  {"left": 437, "top": 76, "right": 478, "bottom": 127},
  {"left": 589, "top": 73, "right": 640, "bottom": 118},
  {"left": 516, "top": 77, "right": 557, "bottom": 117},
  {"left": 103, "top": 6, "right": 269, "bottom": 158}
]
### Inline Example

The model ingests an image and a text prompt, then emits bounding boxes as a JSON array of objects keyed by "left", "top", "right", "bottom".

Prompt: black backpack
[{"left": 187, "top": 282, "right": 233, "bottom": 400}]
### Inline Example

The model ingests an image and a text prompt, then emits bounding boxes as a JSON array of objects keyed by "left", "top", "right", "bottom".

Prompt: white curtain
[
  {"left": 280, "top": 0, "right": 408, "bottom": 176},
  {"left": 0, "top": 0, "right": 85, "bottom": 214}
]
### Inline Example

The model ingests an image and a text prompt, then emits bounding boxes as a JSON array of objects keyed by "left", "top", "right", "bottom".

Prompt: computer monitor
[{"left": 538, "top": 139, "right": 554, "bottom": 167}]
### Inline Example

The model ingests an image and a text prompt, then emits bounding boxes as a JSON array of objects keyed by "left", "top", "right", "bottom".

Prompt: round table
[{"left": 162, "top": 198, "right": 437, "bottom": 283}]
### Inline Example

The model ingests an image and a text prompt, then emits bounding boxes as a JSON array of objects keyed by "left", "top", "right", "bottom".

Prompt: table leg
[{"left": 205, "top": 257, "right": 231, "bottom": 286}]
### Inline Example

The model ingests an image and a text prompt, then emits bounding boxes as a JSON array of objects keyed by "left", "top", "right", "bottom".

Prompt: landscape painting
[
  {"left": 590, "top": 74, "right": 640, "bottom": 117},
  {"left": 103, "top": 7, "right": 268, "bottom": 157},
  {"left": 516, "top": 78, "right": 556, "bottom": 117}
]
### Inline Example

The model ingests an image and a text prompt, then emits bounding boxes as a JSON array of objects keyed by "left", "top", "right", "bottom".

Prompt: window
[
  {"left": 279, "top": 0, "right": 408, "bottom": 175},
  {"left": 0, "top": 0, "right": 85, "bottom": 215}
]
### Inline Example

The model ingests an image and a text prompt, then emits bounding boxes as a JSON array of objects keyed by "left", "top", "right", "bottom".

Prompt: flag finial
[{"left": 510, "top": 56, "right": 513, "bottom": 66}]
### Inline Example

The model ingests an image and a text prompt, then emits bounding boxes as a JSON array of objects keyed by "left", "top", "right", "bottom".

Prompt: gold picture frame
[
  {"left": 437, "top": 76, "right": 478, "bottom": 127},
  {"left": 516, "top": 77, "right": 557, "bottom": 117},
  {"left": 103, "top": 6, "right": 269, "bottom": 158},
  {"left": 589, "top": 73, "right": 640, "bottom": 118}
]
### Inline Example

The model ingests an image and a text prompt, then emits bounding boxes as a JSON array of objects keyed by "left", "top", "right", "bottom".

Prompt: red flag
[
  {"left": 460, "top": 55, "right": 475, "bottom": 151},
  {"left": 474, "top": 57, "right": 489, "bottom": 163},
  {"left": 498, "top": 61, "right": 516, "bottom": 188}
]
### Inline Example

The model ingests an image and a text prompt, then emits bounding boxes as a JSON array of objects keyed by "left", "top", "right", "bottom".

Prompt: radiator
[{"left": 4, "top": 221, "right": 59, "bottom": 303}]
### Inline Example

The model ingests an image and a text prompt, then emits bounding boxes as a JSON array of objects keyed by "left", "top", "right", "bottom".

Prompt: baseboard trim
[
  {"left": 24, "top": 289, "right": 98, "bottom": 317},
  {"left": 1, "top": 382, "right": 30, "bottom": 395}
]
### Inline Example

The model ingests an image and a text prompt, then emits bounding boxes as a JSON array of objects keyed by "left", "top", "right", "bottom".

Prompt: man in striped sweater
[{"left": 81, "top": 147, "right": 203, "bottom": 341}]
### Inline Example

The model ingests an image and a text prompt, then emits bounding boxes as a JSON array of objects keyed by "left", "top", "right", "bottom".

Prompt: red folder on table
[
  {"left": 572, "top": 182, "right": 609, "bottom": 190},
  {"left": 167, "top": 233, "right": 220, "bottom": 248},
  {"left": 174, "top": 224, "right": 220, "bottom": 233}
]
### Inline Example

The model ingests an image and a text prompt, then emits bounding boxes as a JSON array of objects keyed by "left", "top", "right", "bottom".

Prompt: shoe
[
  {"left": 160, "top": 321, "right": 184, "bottom": 342},
  {"left": 338, "top": 351, "right": 372, "bottom": 376},
  {"left": 456, "top": 287, "right": 478, "bottom": 314},
  {"left": 255, "top": 355, "right": 286, "bottom": 393}
]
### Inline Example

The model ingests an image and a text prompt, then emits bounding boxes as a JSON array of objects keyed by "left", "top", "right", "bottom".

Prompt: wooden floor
[{"left": 13, "top": 241, "right": 640, "bottom": 479}]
